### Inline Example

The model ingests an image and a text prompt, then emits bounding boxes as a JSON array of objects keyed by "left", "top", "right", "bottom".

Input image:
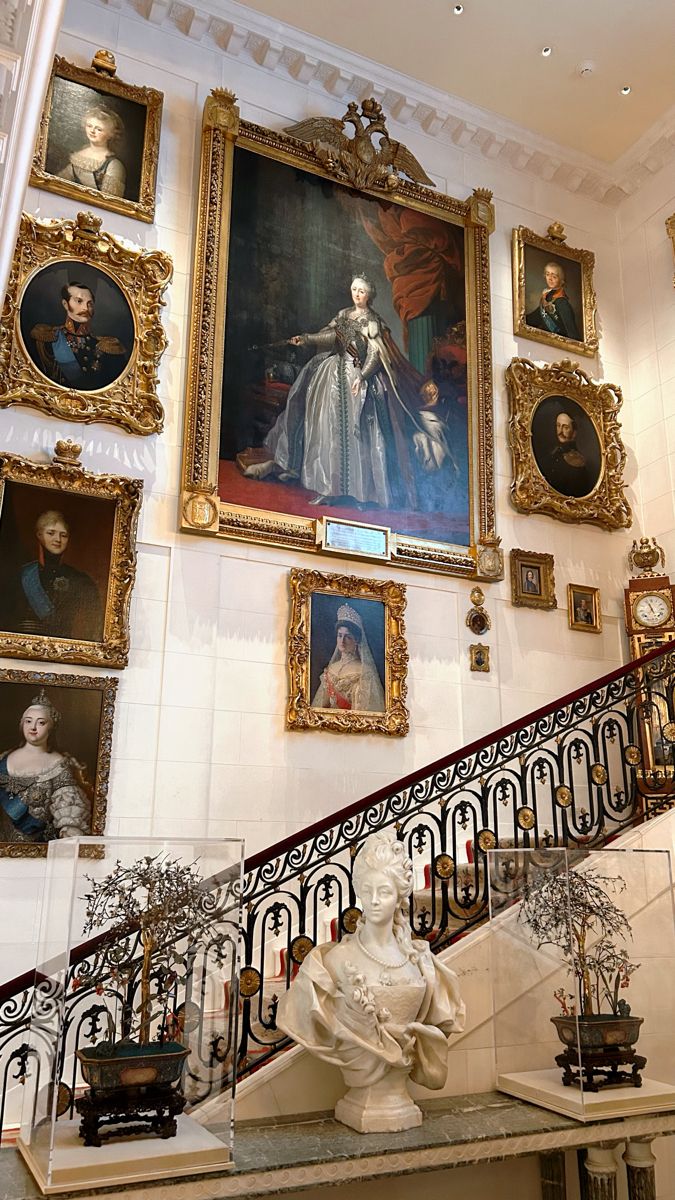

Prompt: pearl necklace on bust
[{"left": 355, "top": 930, "right": 408, "bottom": 970}]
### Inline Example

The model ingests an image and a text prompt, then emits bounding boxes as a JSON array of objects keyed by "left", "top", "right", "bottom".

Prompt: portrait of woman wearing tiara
[
  {"left": 0, "top": 689, "right": 92, "bottom": 845},
  {"left": 310, "top": 595, "right": 386, "bottom": 713}
]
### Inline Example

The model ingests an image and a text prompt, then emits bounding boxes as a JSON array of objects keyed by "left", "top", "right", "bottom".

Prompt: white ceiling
[{"left": 235, "top": 0, "right": 675, "bottom": 163}]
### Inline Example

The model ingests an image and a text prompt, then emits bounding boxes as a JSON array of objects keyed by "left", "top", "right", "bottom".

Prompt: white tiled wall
[{"left": 0, "top": 0, "right": 671, "bottom": 981}]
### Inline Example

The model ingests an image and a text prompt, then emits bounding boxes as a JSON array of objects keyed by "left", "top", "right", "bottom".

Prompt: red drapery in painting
[{"left": 361, "top": 206, "right": 463, "bottom": 347}]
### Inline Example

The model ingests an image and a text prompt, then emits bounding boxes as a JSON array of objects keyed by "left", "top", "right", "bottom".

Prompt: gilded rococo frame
[
  {"left": 0, "top": 667, "right": 117, "bottom": 858},
  {"left": 512, "top": 222, "right": 598, "bottom": 358},
  {"left": 0, "top": 442, "right": 143, "bottom": 668},
  {"left": 0, "top": 211, "right": 172, "bottom": 435},
  {"left": 180, "top": 90, "right": 501, "bottom": 582},
  {"left": 30, "top": 50, "right": 163, "bottom": 224},
  {"left": 667, "top": 214, "right": 675, "bottom": 287},
  {"left": 286, "top": 567, "right": 409, "bottom": 736},
  {"left": 506, "top": 358, "right": 631, "bottom": 530}
]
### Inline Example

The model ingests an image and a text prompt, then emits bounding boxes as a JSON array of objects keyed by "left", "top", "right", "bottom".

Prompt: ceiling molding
[{"left": 93, "top": 0, "right": 675, "bottom": 209}]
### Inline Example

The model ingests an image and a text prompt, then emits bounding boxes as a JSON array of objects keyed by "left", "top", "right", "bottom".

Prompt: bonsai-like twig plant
[
  {"left": 80, "top": 854, "right": 230, "bottom": 1045},
  {"left": 519, "top": 866, "right": 640, "bottom": 1018}
]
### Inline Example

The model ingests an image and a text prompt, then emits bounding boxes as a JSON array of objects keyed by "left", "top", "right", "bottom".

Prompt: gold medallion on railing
[
  {"left": 341, "top": 906, "right": 362, "bottom": 933},
  {"left": 663, "top": 723, "right": 675, "bottom": 744},
  {"left": 591, "top": 764, "right": 608, "bottom": 785},
  {"left": 624, "top": 743, "right": 643, "bottom": 764},
  {"left": 291, "top": 935, "right": 314, "bottom": 964},
  {"left": 434, "top": 854, "right": 455, "bottom": 879},
  {"left": 477, "top": 829, "right": 497, "bottom": 853},
  {"left": 516, "top": 806, "right": 536, "bottom": 831},
  {"left": 555, "top": 785, "right": 573, "bottom": 808},
  {"left": 239, "top": 967, "right": 261, "bottom": 998}
]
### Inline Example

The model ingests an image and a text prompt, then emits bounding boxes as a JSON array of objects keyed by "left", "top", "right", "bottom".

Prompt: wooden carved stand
[
  {"left": 75, "top": 1083, "right": 186, "bottom": 1146},
  {"left": 556, "top": 1045, "right": 646, "bottom": 1092}
]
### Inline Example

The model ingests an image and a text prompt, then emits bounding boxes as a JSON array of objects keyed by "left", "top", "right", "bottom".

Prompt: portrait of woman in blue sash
[
  {"left": 3, "top": 509, "right": 102, "bottom": 642},
  {"left": 0, "top": 691, "right": 91, "bottom": 845}
]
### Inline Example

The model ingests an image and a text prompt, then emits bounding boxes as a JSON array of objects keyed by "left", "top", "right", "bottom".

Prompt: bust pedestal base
[{"left": 335, "top": 1071, "right": 422, "bottom": 1133}]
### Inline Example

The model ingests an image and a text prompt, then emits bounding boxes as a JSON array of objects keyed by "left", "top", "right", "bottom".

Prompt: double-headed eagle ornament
[{"left": 285, "top": 98, "right": 435, "bottom": 192}]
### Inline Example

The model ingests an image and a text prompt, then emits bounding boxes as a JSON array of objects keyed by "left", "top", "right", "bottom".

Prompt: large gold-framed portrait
[
  {"left": 0, "top": 443, "right": 142, "bottom": 668},
  {"left": 180, "top": 90, "right": 499, "bottom": 581},
  {"left": 506, "top": 358, "right": 631, "bottom": 531},
  {"left": 512, "top": 222, "right": 598, "bottom": 358},
  {"left": 0, "top": 211, "right": 172, "bottom": 435},
  {"left": 667, "top": 214, "right": 675, "bottom": 287},
  {"left": 286, "top": 568, "right": 409, "bottom": 736},
  {"left": 30, "top": 50, "right": 163, "bottom": 224},
  {"left": 0, "top": 668, "right": 116, "bottom": 858}
]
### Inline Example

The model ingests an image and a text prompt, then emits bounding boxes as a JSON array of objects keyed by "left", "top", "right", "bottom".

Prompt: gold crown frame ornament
[
  {"left": 30, "top": 51, "right": 163, "bottom": 224},
  {"left": 0, "top": 211, "right": 172, "bottom": 435},
  {"left": 180, "top": 89, "right": 500, "bottom": 582},
  {"left": 506, "top": 358, "right": 631, "bottom": 531},
  {"left": 286, "top": 567, "right": 409, "bottom": 736},
  {"left": 0, "top": 445, "right": 142, "bottom": 668}
]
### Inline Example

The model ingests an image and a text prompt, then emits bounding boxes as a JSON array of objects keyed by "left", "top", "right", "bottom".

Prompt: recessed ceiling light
[
  {"left": 453, "top": 4, "right": 464, "bottom": 12},
  {"left": 541, "top": 46, "right": 553, "bottom": 57},
  {"left": 620, "top": 85, "right": 632, "bottom": 95}
]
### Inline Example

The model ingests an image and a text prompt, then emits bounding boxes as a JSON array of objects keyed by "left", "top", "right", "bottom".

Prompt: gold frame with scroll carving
[
  {"left": 30, "top": 51, "right": 163, "bottom": 224},
  {"left": 506, "top": 358, "right": 631, "bottom": 531},
  {"left": 667, "top": 214, "right": 675, "bottom": 287},
  {"left": 0, "top": 444, "right": 142, "bottom": 669},
  {"left": 0, "top": 211, "right": 172, "bottom": 435},
  {"left": 180, "top": 89, "right": 500, "bottom": 582},
  {"left": 286, "top": 567, "right": 408, "bottom": 736},
  {"left": 513, "top": 223, "right": 598, "bottom": 358},
  {"left": 0, "top": 667, "right": 116, "bottom": 858}
]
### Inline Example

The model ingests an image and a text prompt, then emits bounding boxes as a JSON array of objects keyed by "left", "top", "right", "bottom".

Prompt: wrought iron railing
[{"left": 1, "top": 643, "right": 675, "bottom": 1136}]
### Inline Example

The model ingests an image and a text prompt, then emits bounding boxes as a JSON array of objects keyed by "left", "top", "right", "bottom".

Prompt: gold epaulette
[
  {"left": 30, "top": 324, "right": 57, "bottom": 342},
  {"left": 96, "top": 336, "right": 127, "bottom": 355}
]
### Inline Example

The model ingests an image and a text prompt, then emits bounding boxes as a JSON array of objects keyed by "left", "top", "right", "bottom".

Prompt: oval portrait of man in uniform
[
  {"left": 530, "top": 394, "right": 602, "bottom": 499},
  {"left": 19, "top": 259, "right": 135, "bottom": 392}
]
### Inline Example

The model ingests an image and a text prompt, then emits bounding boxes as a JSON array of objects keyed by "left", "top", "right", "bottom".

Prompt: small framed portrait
[
  {"left": 286, "top": 568, "right": 408, "bottom": 735},
  {"left": 512, "top": 222, "right": 598, "bottom": 357},
  {"left": 510, "top": 549, "right": 556, "bottom": 611},
  {"left": 31, "top": 51, "right": 162, "bottom": 224},
  {"left": 469, "top": 644, "right": 490, "bottom": 672},
  {"left": 0, "top": 211, "right": 172, "bottom": 434},
  {"left": 0, "top": 668, "right": 116, "bottom": 857},
  {"left": 0, "top": 444, "right": 142, "bottom": 668},
  {"left": 568, "top": 584, "right": 602, "bottom": 633},
  {"left": 506, "top": 358, "right": 631, "bottom": 530}
]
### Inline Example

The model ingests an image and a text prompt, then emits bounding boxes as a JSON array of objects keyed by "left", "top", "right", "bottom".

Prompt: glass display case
[
  {"left": 488, "top": 845, "right": 675, "bottom": 1121},
  {"left": 17, "top": 835, "right": 243, "bottom": 1193}
]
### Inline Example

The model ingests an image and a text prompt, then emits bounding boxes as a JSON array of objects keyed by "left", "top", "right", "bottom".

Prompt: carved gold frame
[
  {"left": 506, "top": 358, "right": 631, "bottom": 530},
  {"left": 510, "top": 549, "right": 557, "bottom": 611},
  {"left": 30, "top": 51, "right": 163, "bottom": 224},
  {"left": 567, "top": 583, "right": 602, "bottom": 634},
  {"left": 0, "top": 210, "right": 172, "bottom": 435},
  {"left": 512, "top": 223, "right": 598, "bottom": 358},
  {"left": 0, "top": 667, "right": 117, "bottom": 858},
  {"left": 667, "top": 214, "right": 675, "bottom": 287},
  {"left": 0, "top": 443, "right": 142, "bottom": 668},
  {"left": 180, "top": 90, "right": 500, "bottom": 581},
  {"left": 286, "top": 567, "right": 409, "bottom": 736}
]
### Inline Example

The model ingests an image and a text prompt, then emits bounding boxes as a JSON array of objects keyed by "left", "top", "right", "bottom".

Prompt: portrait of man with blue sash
[
  {"left": 2, "top": 509, "right": 102, "bottom": 642},
  {"left": 28, "top": 278, "right": 129, "bottom": 390}
]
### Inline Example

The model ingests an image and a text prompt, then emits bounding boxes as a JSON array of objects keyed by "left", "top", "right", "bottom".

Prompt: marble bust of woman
[{"left": 276, "top": 828, "right": 465, "bottom": 1132}]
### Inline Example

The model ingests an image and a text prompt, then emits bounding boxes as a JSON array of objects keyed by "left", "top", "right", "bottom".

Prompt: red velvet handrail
[{"left": 0, "top": 641, "right": 667, "bottom": 1008}]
